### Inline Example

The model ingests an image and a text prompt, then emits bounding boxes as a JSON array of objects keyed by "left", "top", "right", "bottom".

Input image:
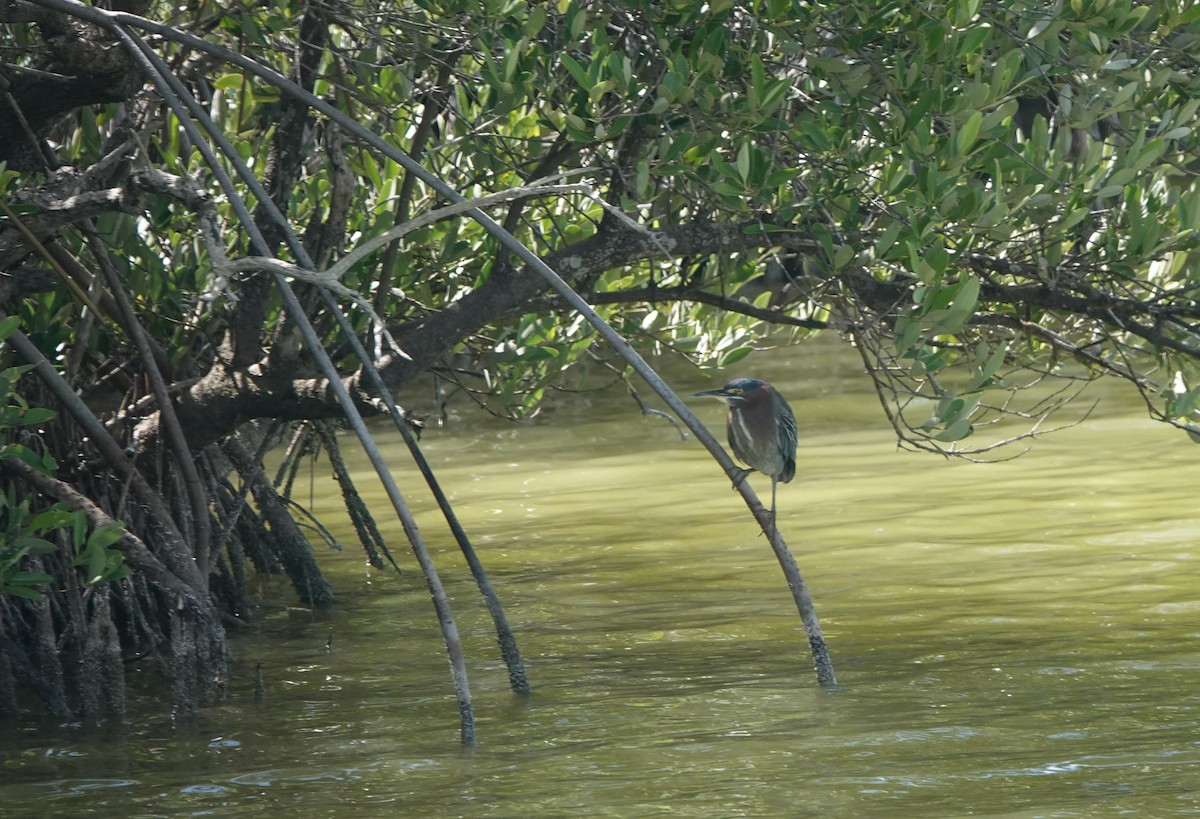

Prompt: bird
[{"left": 692, "top": 377, "right": 797, "bottom": 526}]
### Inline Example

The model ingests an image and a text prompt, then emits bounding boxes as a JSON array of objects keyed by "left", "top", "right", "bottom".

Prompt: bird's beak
[{"left": 692, "top": 387, "right": 731, "bottom": 400}]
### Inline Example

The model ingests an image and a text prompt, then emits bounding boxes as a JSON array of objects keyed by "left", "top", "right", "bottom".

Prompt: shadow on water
[{"left": 3, "top": 337, "right": 1200, "bottom": 816}]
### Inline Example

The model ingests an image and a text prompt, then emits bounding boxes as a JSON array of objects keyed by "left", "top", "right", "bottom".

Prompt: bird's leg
[
  {"left": 729, "top": 466, "right": 754, "bottom": 490},
  {"left": 770, "top": 477, "right": 778, "bottom": 536}
]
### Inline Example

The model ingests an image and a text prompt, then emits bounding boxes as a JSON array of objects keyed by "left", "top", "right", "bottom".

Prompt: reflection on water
[{"left": 3, "top": 338, "right": 1200, "bottom": 816}]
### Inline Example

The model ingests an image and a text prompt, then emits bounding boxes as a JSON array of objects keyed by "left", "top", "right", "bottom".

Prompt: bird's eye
[{"left": 730, "top": 388, "right": 742, "bottom": 395}]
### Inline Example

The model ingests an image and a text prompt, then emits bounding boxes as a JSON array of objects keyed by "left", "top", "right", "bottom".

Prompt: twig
[{"left": 627, "top": 383, "right": 689, "bottom": 441}]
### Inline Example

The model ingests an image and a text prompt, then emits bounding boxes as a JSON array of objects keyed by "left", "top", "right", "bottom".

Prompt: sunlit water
[{"left": 3, "top": 339, "right": 1200, "bottom": 817}]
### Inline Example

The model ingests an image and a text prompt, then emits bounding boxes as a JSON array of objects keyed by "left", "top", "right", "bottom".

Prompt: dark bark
[
  {"left": 314, "top": 421, "right": 391, "bottom": 570},
  {"left": 0, "top": 4, "right": 141, "bottom": 168},
  {"left": 223, "top": 438, "right": 335, "bottom": 608},
  {"left": 377, "top": 219, "right": 824, "bottom": 385},
  {"left": 112, "top": 218, "right": 824, "bottom": 453},
  {"left": 228, "top": 1, "right": 329, "bottom": 367},
  {"left": 373, "top": 61, "right": 456, "bottom": 314}
]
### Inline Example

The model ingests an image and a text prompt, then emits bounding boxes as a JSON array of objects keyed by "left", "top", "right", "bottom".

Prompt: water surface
[{"left": 3, "top": 340, "right": 1199, "bottom": 816}]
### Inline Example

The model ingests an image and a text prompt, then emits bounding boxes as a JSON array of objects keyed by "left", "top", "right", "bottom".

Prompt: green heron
[{"left": 693, "top": 377, "right": 797, "bottom": 522}]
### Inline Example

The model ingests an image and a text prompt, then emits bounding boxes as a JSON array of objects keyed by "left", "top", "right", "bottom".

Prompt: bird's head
[{"left": 692, "top": 377, "right": 769, "bottom": 408}]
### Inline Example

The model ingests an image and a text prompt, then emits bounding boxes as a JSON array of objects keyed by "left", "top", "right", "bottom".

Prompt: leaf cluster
[
  {"left": 0, "top": 318, "right": 127, "bottom": 600},
  {"left": 4, "top": 0, "right": 1200, "bottom": 437}
]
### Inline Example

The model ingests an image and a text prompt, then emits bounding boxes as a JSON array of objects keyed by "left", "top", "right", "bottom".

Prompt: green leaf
[
  {"left": 1110, "top": 81, "right": 1139, "bottom": 110},
  {"left": 957, "top": 110, "right": 983, "bottom": 154},
  {"left": 17, "top": 407, "right": 54, "bottom": 426},
  {"left": 720, "top": 346, "right": 754, "bottom": 367},
  {"left": 812, "top": 224, "right": 836, "bottom": 268},
  {"left": 950, "top": 276, "right": 980, "bottom": 314},
  {"left": 875, "top": 221, "right": 902, "bottom": 258},
  {"left": 72, "top": 511, "right": 86, "bottom": 551},
  {"left": 1106, "top": 168, "right": 1137, "bottom": 189},
  {"left": 811, "top": 56, "right": 851, "bottom": 74},
  {"left": 914, "top": 258, "right": 938, "bottom": 284},
  {"left": 86, "top": 541, "right": 106, "bottom": 585},
  {"left": 6, "top": 571, "right": 52, "bottom": 585},
  {"left": 760, "top": 79, "right": 791, "bottom": 112},
  {"left": 560, "top": 54, "right": 592, "bottom": 90},
  {"left": 966, "top": 344, "right": 1007, "bottom": 391},
  {"left": 935, "top": 417, "right": 974, "bottom": 442},
  {"left": 212, "top": 73, "right": 245, "bottom": 92},
  {"left": 30, "top": 507, "right": 72, "bottom": 531},
  {"left": 936, "top": 395, "right": 966, "bottom": 423},
  {"left": 736, "top": 141, "right": 751, "bottom": 182},
  {"left": 710, "top": 153, "right": 741, "bottom": 185},
  {"left": 926, "top": 242, "right": 950, "bottom": 276},
  {"left": 1131, "top": 138, "right": 1165, "bottom": 173},
  {"left": 12, "top": 536, "right": 57, "bottom": 555},
  {"left": 0, "top": 315, "right": 19, "bottom": 341},
  {"left": 87, "top": 523, "right": 126, "bottom": 551},
  {"left": 750, "top": 54, "right": 765, "bottom": 101},
  {"left": 894, "top": 316, "right": 922, "bottom": 352},
  {"left": 1, "top": 584, "right": 43, "bottom": 600},
  {"left": 523, "top": 6, "right": 547, "bottom": 37}
]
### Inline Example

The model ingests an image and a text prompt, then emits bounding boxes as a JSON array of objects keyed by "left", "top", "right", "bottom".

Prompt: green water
[{"left": 3, "top": 341, "right": 1200, "bottom": 817}]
